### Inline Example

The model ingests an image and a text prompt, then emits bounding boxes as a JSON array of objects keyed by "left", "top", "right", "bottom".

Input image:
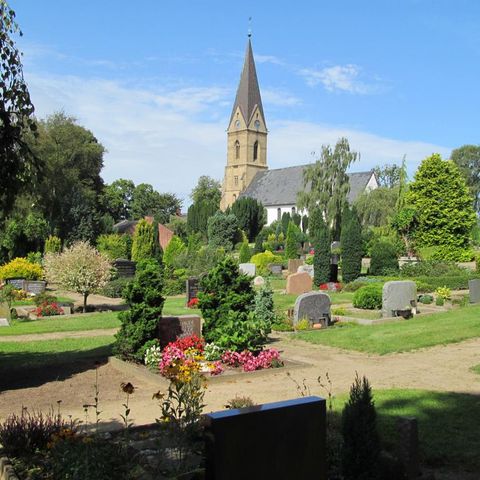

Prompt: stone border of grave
[
  {"left": 109, "top": 355, "right": 311, "bottom": 385},
  {"left": 0, "top": 453, "right": 19, "bottom": 480}
]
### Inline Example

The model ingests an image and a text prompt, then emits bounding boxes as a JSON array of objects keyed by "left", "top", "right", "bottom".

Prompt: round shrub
[
  {"left": 352, "top": 283, "right": 383, "bottom": 310},
  {"left": 250, "top": 250, "right": 283, "bottom": 276},
  {"left": 369, "top": 240, "right": 399, "bottom": 276},
  {"left": 101, "top": 277, "right": 132, "bottom": 298},
  {"left": 0, "top": 257, "right": 43, "bottom": 280}
]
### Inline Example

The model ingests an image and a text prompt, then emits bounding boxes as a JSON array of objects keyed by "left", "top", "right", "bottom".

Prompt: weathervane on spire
[{"left": 248, "top": 16, "right": 252, "bottom": 38}]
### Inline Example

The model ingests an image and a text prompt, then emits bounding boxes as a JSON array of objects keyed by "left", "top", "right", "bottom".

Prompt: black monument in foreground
[{"left": 204, "top": 396, "right": 326, "bottom": 480}]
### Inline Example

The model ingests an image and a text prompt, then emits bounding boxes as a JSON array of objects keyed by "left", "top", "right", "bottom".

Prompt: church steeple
[
  {"left": 221, "top": 37, "right": 268, "bottom": 211},
  {"left": 229, "top": 38, "right": 266, "bottom": 128}
]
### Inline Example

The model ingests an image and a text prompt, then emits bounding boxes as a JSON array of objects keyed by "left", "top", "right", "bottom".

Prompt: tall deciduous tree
[
  {"left": 131, "top": 184, "right": 181, "bottom": 224},
  {"left": 373, "top": 163, "right": 401, "bottom": 188},
  {"left": 406, "top": 153, "right": 476, "bottom": 261},
  {"left": 231, "top": 197, "right": 266, "bottom": 242},
  {"left": 103, "top": 179, "right": 135, "bottom": 222},
  {"left": 297, "top": 137, "right": 359, "bottom": 239},
  {"left": 0, "top": 1, "right": 41, "bottom": 220},
  {"left": 354, "top": 187, "right": 399, "bottom": 228},
  {"left": 450, "top": 144, "right": 480, "bottom": 212},
  {"left": 190, "top": 175, "right": 221, "bottom": 207},
  {"left": 340, "top": 207, "right": 363, "bottom": 283}
]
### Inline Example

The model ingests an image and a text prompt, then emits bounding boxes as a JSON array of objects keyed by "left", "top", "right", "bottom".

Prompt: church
[{"left": 220, "top": 37, "right": 378, "bottom": 224}]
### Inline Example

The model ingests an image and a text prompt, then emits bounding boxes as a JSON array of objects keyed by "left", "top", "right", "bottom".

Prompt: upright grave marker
[
  {"left": 239, "top": 263, "right": 256, "bottom": 277},
  {"left": 468, "top": 279, "right": 480, "bottom": 304},
  {"left": 293, "top": 292, "right": 331, "bottom": 327},
  {"left": 156, "top": 315, "right": 201, "bottom": 348},
  {"left": 0, "top": 302, "right": 11, "bottom": 327},
  {"left": 205, "top": 396, "right": 326, "bottom": 480},
  {"left": 286, "top": 272, "right": 312, "bottom": 295},
  {"left": 382, "top": 280, "right": 417, "bottom": 318},
  {"left": 186, "top": 277, "right": 200, "bottom": 304}
]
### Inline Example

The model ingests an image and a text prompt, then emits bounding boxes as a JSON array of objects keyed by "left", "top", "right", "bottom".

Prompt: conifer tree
[
  {"left": 131, "top": 219, "right": 155, "bottom": 262},
  {"left": 285, "top": 221, "right": 299, "bottom": 259},
  {"left": 340, "top": 207, "right": 362, "bottom": 283},
  {"left": 313, "top": 215, "right": 330, "bottom": 286}
]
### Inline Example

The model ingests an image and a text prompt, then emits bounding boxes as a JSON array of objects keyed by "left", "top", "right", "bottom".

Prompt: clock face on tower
[
  {"left": 254, "top": 120, "right": 260, "bottom": 129},
  {"left": 235, "top": 120, "right": 241, "bottom": 128}
]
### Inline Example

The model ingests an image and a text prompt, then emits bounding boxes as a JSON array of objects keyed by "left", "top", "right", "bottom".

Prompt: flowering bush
[
  {"left": 187, "top": 297, "right": 199, "bottom": 308},
  {"left": 170, "top": 334, "right": 204, "bottom": 353},
  {"left": 319, "top": 282, "right": 342, "bottom": 292},
  {"left": 204, "top": 342, "right": 223, "bottom": 361},
  {"left": 34, "top": 302, "right": 64, "bottom": 317},
  {"left": 221, "top": 348, "right": 282, "bottom": 372},
  {"left": 144, "top": 343, "right": 162, "bottom": 370}
]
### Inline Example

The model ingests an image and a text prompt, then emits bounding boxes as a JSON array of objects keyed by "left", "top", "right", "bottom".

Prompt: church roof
[
  {"left": 229, "top": 38, "right": 265, "bottom": 126},
  {"left": 239, "top": 165, "right": 375, "bottom": 207}
]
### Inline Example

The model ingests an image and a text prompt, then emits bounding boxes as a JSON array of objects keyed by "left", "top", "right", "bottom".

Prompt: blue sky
[{"left": 10, "top": 0, "right": 480, "bottom": 206}]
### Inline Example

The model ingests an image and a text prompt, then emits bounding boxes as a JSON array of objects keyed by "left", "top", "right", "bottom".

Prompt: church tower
[{"left": 220, "top": 36, "right": 268, "bottom": 210}]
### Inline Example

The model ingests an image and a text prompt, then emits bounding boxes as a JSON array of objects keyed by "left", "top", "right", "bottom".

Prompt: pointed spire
[{"left": 229, "top": 37, "right": 265, "bottom": 127}]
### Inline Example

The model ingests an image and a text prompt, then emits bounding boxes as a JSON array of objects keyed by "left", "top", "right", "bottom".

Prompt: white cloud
[
  {"left": 26, "top": 72, "right": 449, "bottom": 211},
  {"left": 300, "top": 64, "right": 383, "bottom": 94},
  {"left": 262, "top": 88, "right": 302, "bottom": 107},
  {"left": 254, "top": 54, "right": 285, "bottom": 66}
]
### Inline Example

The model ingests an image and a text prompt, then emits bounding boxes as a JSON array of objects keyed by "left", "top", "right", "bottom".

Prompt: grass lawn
[
  {"left": 295, "top": 304, "right": 480, "bottom": 354},
  {"left": 273, "top": 291, "right": 354, "bottom": 312},
  {"left": 163, "top": 296, "right": 199, "bottom": 316},
  {"left": 341, "top": 309, "right": 382, "bottom": 320},
  {"left": 470, "top": 364, "right": 480, "bottom": 375},
  {"left": 12, "top": 296, "right": 75, "bottom": 307},
  {"left": 0, "top": 312, "right": 120, "bottom": 336},
  {"left": 0, "top": 336, "right": 115, "bottom": 371},
  {"left": 332, "top": 388, "right": 480, "bottom": 472}
]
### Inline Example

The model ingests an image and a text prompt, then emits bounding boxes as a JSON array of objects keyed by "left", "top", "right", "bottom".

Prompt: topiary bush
[
  {"left": 352, "top": 283, "right": 383, "bottom": 310},
  {"left": 250, "top": 250, "right": 284, "bottom": 276},
  {"left": 198, "top": 257, "right": 268, "bottom": 351},
  {"left": 0, "top": 257, "right": 43, "bottom": 280},
  {"left": 369, "top": 240, "right": 399, "bottom": 276},
  {"left": 114, "top": 259, "right": 164, "bottom": 362}
]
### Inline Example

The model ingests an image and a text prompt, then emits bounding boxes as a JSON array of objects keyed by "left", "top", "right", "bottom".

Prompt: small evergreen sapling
[
  {"left": 341, "top": 373, "right": 381, "bottom": 480},
  {"left": 312, "top": 215, "right": 331, "bottom": 286}
]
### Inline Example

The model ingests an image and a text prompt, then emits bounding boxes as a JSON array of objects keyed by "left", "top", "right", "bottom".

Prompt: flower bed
[{"left": 145, "top": 334, "right": 283, "bottom": 381}]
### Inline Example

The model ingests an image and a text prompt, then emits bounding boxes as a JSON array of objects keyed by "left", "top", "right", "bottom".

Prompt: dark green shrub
[
  {"left": 369, "top": 240, "right": 399, "bottom": 276},
  {"left": 114, "top": 259, "right": 164, "bottom": 362},
  {"left": 231, "top": 197, "right": 266, "bottom": 241},
  {"left": 343, "top": 281, "right": 369, "bottom": 292},
  {"left": 436, "top": 296, "right": 445, "bottom": 306},
  {"left": 101, "top": 277, "right": 132, "bottom": 298},
  {"left": 199, "top": 258, "right": 267, "bottom": 351},
  {"left": 341, "top": 374, "right": 381, "bottom": 480},
  {"left": 285, "top": 221, "right": 300, "bottom": 259},
  {"left": 352, "top": 284, "right": 383, "bottom": 310},
  {"left": 96, "top": 233, "right": 129, "bottom": 260},
  {"left": 413, "top": 274, "right": 480, "bottom": 291},
  {"left": 400, "top": 260, "right": 467, "bottom": 277},
  {"left": 341, "top": 207, "right": 363, "bottom": 283},
  {"left": 207, "top": 212, "right": 239, "bottom": 251},
  {"left": 312, "top": 211, "right": 330, "bottom": 286},
  {"left": 418, "top": 294, "right": 433, "bottom": 304}
]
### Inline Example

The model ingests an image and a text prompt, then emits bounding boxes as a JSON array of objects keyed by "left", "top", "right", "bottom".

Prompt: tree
[
  {"left": 44, "top": 241, "right": 112, "bottom": 311},
  {"left": 190, "top": 175, "right": 221, "bottom": 207},
  {"left": 406, "top": 153, "right": 476, "bottom": 261},
  {"left": 373, "top": 163, "right": 401, "bottom": 188},
  {"left": 103, "top": 179, "right": 135, "bottom": 222},
  {"left": 354, "top": 187, "right": 399, "bottom": 228},
  {"left": 369, "top": 239, "right": 399, "bottom": 276},
  {"left": 44, "top": 235, "right": 62, "bottom": 254},
  {"left": 96, "top": 233, "right": 129, "bottom": 260},
  {"left": 301, "top": 215, "right": 309, "bottom": 234},
  {"left": 238, "top": 238, "right": 251, "bottom": 263},
  {"left": 0, "top": 1, "right": 41, "bottom": 220},
  {"left": 151, "top": 219, "right": 164, "bottom": 264},
  {"left": 114, "top": 259, "right": 164, "bottom": 362},
  {"left": 231, "top": 197, "right": 266, "bottom": 242},
  {"left": 131, "top": 219, "right": 155, "bottom": 262},
  {"left": 163, "top": 235, "right": 186, "bottom": 268},
  {"left": 341, "top": 374, "right": 381, "bottom": 480},
  {"left": 285, "top": 221, "right": 300, "bottom": 259},
  {"left": 298, "top": 137, "right": 359, "bottom": 239},
  {"left": 312, "top": 213, "right": 330, "bottom": 286},
  {"left": 450, "top": 144, "right": 480, "bottom": 212},
  {"left": 207, "top": 212, "right": 239, "bottom": 251},
  {"left": 187, "top": 200, "right": 218, "bottom": 237},
  {"left": 340, "top": 207, "right": 363, "bottom": 283},
  {"left": 131, "top": 184, "right": 181, "bottom": 224}
]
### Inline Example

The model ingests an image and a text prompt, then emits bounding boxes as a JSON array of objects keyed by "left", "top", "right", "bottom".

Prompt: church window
[
  {"left": 253, "top": 141, "right": 258, "bottom": 161},
  {"left": 233, "top": 194, "right": 237, "bottom": 201},
  {"left": 277, "top": 208, "right": 281, "bottom": 221},
  {"left": 235, "top": 141, "right": 240, "bottom": 159},
  {"left": 234, "top": 176, "right": 239, "bottom": 186},
  {"left": 254, "top": 119, "right": 260, "bottom": 129}
]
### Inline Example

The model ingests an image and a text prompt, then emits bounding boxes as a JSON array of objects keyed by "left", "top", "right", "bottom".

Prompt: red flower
[{"left": 187, "top": 297, "right": 199, "bottom": 308}]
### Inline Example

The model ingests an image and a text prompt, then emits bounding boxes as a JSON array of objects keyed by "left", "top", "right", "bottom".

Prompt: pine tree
[
  {"left": 131, "top": 219, "right": 155, "bottom": 262},
  {"left": 313, "top": 216, "right": 330, "bottom": 286},
  {"left": 239, "top": 239, "right": 251, "bottom": 263},
  {"left": 151, "top": 219, "right": 164, "bottom": 265},
  {"left": 340, "top": 207, "right": 363, "bottom": 283},
  {"left": 341, "top": 374, "right": 381, "bottom": 480},
  {"left": 285, "top": 221, "right": 299, "bottom": 259}
]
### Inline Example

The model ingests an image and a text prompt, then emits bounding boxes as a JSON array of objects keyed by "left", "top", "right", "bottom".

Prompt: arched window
[
  {"left": 235, "top": 141, "right": 240, "bottom": 159},
  {"left": 291, "top": 207, "right": 296, "bottom": 214},
  {"left": 277, "top": 208, "right": 281, "bottom": 221},
  {"left": 233, "top": 194, "right": 237, "bottom": 202},
  {"left": 253, "top": 141, "right": 258, "bottom": 161}
]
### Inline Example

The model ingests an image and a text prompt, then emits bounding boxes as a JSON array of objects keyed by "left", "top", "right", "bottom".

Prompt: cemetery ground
[{"left": 1, "top": 288, "right": 480, "bottom": 478}]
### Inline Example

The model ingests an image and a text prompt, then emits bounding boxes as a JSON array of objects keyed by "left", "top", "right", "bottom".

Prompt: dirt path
[
  {"left": 0, "top": 328, "right": 118, "bottom": 342},
  {"left": 1, "top": 333, "right": 479, "bottom": 426}
]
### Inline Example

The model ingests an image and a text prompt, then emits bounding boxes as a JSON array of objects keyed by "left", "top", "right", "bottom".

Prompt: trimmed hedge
[{"left": 352, "top": 283, "right": 383, "bottom": 310}]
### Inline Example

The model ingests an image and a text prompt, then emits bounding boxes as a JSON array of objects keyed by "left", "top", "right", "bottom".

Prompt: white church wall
[
  {"left": 365, "top": 173, "right": 378, "bottom": 192},
  {"left": 266, "top": 205, "right": 307, "bottom": 225}
]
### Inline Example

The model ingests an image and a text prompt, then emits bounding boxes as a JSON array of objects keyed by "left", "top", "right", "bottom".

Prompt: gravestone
[
  {"left": 293, "top": 292, "right": 331, "bottom": 327},
  {"left": 0, "top": 302, "right": 11, "bottom": 327},
  {"left": 468, "top": 279, "right": 480, "bottom": 304},
  {"left": 205, "top": 396, "right": 326, "bottom": 480},
  {"left": 382, "top": 280, "right": 417, "bottom": 318},
  {"left": 396, "top": 417, "right": 420, "bottom": 479},
  {"left": 253, "top": 276, "right": 265, "bottom": 286},
  {"left": 288, "top": 259, "right": 304, "bottom": 274},
  {"left": 186, "top": 277, "right": 200, "bottom": 304},
  {"left": 24, "top": 280, "right": 46, "bottom": 295},
  {"left": 268, "top": 264, "right": 283, "bottom": 275},
  {"left": 6, "top": 278, "right": 25, "bottom": 290},
  {"left": 156, "top": 315, "right": 201, "bottom": 349},
  {"left": 239, "top": 263, "right": 256, "bottom": 277},
  {"left": 113, "top": 259, "right": 136, "bottom": 278},
  {"left": 286, "top": 272, "right": 312, "bottom": 295},
  {"left": 297, "top": 264, "right": 314, "bottom": 278}
]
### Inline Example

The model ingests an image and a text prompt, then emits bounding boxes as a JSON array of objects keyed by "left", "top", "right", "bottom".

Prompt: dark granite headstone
[
  {"left": 113, "top": 259, "right": 136, "bottom": 278},
  {"left": 268, "top": 263, "right": 283, "bottom": 275},
  {"left": 186, "top": 277, "right": 200, "bottom": 304},
  {"left": 293, "top": 292, "right": 331, "bottom": 327},
  {"left": 156, "top": 315, "right": 201, "bottom": 348},
  {"left": 468, "top": 279, "right": 480, "bottom": 304},
  {"left": 205, "top": 396, "right": 326, "bottom": 480},
  {"left": 6, "top": 278, "right": 25, "bottom": 290},
  {"left": 24, "top": 280, "right": 46, "bottom": 295},
  {"left": 396, "top": 417, "right": 420, "bottom": 479}
]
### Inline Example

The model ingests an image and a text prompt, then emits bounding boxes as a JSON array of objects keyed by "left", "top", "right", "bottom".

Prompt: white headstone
[{"left": 239, "top": 263, "right": 256, "bottom": 277}]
